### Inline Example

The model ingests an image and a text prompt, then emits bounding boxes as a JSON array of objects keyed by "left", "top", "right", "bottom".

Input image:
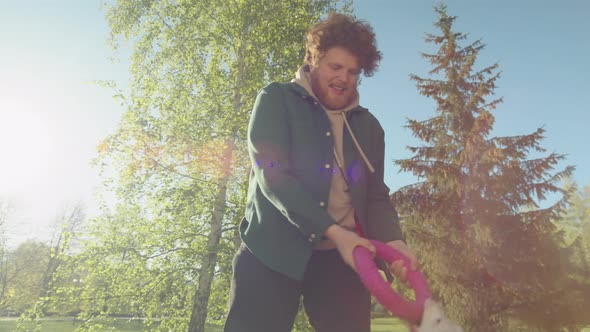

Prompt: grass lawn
[
  {"left": 1, "top": 317, "right": 589, "bottom": 331},
  {"left": 0, "top": 319, "right": 152, "bottom": 332},
  {"left": 371, "top": 317, "right": 407, "bottom": 331},
  {"left": 0, "top": 319, "right": 223, "bottom": 332},
  {"left": 0, "top": 317, "right": 406, "bottom": 332}
]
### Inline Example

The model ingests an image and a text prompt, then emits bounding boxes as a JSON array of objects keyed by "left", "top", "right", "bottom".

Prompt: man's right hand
[{"left": 324, "top": 224, "right": 376, "bottom": 272}]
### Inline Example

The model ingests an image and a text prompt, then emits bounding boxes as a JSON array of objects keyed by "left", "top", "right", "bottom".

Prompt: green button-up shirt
[{"left": 240, "top": 81, "right": 404, "bottom": 281}]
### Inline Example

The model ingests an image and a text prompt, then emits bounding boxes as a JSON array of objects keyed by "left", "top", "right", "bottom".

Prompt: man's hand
[
  {"left": 386, "top": 240, "right": 419, "bottom": 286},
  {"left": 324, "top": 224, "right": 375, "bottom": 272}
]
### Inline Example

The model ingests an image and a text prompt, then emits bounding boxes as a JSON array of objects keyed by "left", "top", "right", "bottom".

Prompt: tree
[
  {"left": 0, "top": 202, "right": 84, "bottom": 318},
  {"left": 392, "top": 5, "right": 577, "bottom": 331},
  {"left": 42, "top": 203, "right": 85, "bottom": 299},
  {"left": 556, "top": 182, "right": 590, "bottom": 330},
  {"left": 0, "top": 199, "right": 13, "bottom": 312},
  {"left": 4, "top": 240, "right": 51, "bottom": 314},
  {"left": 9, "top": 203, "right": 86, "bottom": 332},
  {"left": 43, "top": 1, "right": 351, "bottom": 332},
  {"left": 561, "top": 182, "right": 590, "bottom": 248}
]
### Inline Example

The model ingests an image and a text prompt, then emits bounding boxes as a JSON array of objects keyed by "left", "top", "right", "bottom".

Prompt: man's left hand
[{"left": 386, "top": 240, "right": 419, "bottom": 287}]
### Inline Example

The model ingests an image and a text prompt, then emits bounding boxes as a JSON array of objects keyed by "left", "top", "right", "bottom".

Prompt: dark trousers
[{"left": 223, "top": 244, "right": 371, "bottom": 332}]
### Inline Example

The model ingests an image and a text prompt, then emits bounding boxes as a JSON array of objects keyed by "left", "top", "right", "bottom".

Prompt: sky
[{"left": 0, "top": 0, "right": 589, "bottom": 247}]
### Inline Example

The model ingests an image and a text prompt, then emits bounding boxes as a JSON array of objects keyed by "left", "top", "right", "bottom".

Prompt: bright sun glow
[{"left": 0, "top": 108, "right": 55, "bottom": 195}]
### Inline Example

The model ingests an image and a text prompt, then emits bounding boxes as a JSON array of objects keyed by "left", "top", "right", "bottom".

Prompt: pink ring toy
[{"left": 353, "top": 240, "right": 431, "bottom": 323}]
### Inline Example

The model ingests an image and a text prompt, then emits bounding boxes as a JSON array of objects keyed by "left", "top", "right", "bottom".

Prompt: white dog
[{"left": 415, "top": 299, "right": 463, "bottom": 332}]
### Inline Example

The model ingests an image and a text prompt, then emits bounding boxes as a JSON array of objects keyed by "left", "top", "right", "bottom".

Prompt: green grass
[
  {"left": 371, "top": 317, "right": 407, "bottom": 331},
  {"left": 0, "top": 319, "right": 224, "bottom": 332},
  {"left": 1, "top": 318, "right": 589, "bottom": 332},
  {"left": 0, "top": 319, "right": 149, "bottom": 332},
  {"left": 0, "top": 318, "right": 403, "bottom": 332},
  {"left": 0, "top": 318, "right": 405, "bottom": 332}
]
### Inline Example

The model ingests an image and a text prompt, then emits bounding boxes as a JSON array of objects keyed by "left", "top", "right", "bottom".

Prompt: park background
[{"left": 1, "top": 0, "right": 589, "bottom": 331}]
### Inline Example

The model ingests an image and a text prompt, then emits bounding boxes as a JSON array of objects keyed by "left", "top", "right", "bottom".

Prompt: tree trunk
[
  {"left": 189, "top": 36, "right": 246, "bottom": 331},
  {"left": 188, "top": 142, "right": 232, "bottom": 332}
]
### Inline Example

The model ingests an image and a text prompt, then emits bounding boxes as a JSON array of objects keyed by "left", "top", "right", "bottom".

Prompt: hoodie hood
[{"left": 291, "top": 65, "right": 375, "bottom": 174}]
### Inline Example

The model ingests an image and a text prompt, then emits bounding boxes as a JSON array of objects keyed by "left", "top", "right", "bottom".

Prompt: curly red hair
[{"left": 305, "top": 13, "right": 382, "bottom": 77}]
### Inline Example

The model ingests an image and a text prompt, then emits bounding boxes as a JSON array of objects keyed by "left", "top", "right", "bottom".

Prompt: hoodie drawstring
[{"left": 340, "top": 112, "right": 375, "bottom": 174}]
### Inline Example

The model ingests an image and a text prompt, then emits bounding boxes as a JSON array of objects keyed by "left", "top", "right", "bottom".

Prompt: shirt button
[
  {"left": 308, "top": 234, "right": 316, "bottom": 242},
  {"left": 324, "top": 164, "right": 331, "bottom": 169},
  {"left": 326, "top": 131, "right": 331, "bottom": 136},
  {"left": 320, "top": 201, "right": 325, "bottom": 207}
]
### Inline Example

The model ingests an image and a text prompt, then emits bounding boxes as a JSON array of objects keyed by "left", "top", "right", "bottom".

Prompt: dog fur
[{"left": 416, "top": 299, "right": 463, "bottom": 332}]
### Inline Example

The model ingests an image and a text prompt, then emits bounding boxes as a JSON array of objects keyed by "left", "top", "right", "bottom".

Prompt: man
[{"left": 224, "top": 13, "right": 418, "bottom": 332}]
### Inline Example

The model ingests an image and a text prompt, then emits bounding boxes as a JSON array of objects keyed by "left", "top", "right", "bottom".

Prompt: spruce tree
[{"left": 392, "top": 5, "right": 576, "bottom": 331}]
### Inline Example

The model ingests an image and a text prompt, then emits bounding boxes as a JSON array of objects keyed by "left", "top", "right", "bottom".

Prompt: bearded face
[{"left": 309, "top": 46, "right": 360, "bottom": 110}]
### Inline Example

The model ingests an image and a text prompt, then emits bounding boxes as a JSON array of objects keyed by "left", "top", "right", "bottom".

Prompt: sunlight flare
[{"left": 0, "top": 109, "right": 55, "bottom": 194}]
